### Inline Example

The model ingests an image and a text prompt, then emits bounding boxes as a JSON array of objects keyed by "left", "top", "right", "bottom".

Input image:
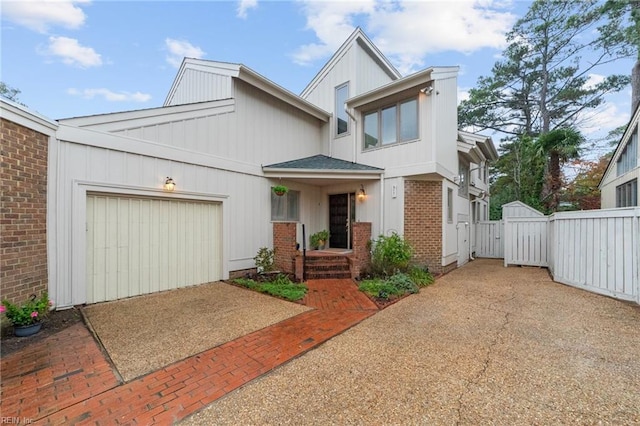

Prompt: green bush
[
  {"left": 232, "top": 274, "right": 307, "bottom": 301},
  {"left": 358, "top": 279, "right": 402, "bottom": 300},
  {"left": 387, "top": 273, "right": 419, "bottom": 294},
  {"left": 370, "top": 232, "right": 413, "bottom": 277},
  {"left": 254, "top": 247, "right": 275, "bottom": 273},
  {"left": 408, "top": 265, "right": 435, "bottom": 287}
]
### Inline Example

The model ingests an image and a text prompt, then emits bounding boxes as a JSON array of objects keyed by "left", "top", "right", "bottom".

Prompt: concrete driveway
[{"left": 183, "top": 259, "right": 640, "bottom": 425}]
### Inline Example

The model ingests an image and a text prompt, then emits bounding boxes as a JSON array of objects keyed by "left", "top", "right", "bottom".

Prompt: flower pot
[
  {"left": 274, "top": 190, "right": 286, "bottom": 196},
  {"left": 14, "top": 322, "right": 42, "bottom": 337}
]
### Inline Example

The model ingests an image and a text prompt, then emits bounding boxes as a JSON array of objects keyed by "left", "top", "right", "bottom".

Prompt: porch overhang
[{"left": 263, "top": 154, "right": 383, "bottom": 185}]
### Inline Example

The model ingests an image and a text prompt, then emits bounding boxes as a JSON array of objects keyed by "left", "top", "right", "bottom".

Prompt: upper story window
[
  {"left": 458, "top": 161, "right": 469, "bottom": 198},
  {"left": 335, "top": 83, "right": 349, "bottom": 137},
  {"left": 363, "top": 98, "right": 418, "bottom": 150},
  {"left": 616, "top": 179, "right": 638, "bottom": 207},
  {"left": 617, "top": 128, "right": 637, "bottom": 176}
]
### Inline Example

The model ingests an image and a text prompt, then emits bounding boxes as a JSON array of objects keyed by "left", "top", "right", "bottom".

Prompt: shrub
[
  {"left": 370, "top": 232, "right": 413, "bottom": 277},
  {"left": 254, "top": 247, "right": 275, "bottom": 273},
  {"left": 358, "top": 279, "right": 402, "bottom": 300},
  {"left": 408, "top": 265, "right": 435, "bottom": 287},
  {"left": 387, "top": 273, "right": 419, "bottom": 294},
  {"left": 232, "top": 274, "right": 307, "bottom": 301},
  {"left": 1, "top": 292, "right": 51, "bottom": 326}
]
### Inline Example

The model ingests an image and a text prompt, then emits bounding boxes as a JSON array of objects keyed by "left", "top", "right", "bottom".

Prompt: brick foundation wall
[
  {"left": 273, "top": 222, "right": 297, "bottom": 274},
  {"left": 1, "top": 118, "right": 49, "bottom": 304},
  {"left": 351, "top": 222, "right": 371, "bottom": 279},
  {"left": 404, "top": 180, "right": 445, "bottom": 274}
]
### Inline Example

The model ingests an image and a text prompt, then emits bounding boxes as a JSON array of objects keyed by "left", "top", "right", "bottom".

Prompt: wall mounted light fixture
[
  {"left": 420, "top": 85, "right": 433, "bottom": 95},
  {"left": 357, "top": 184, "right": 366, "bottom": 201},
  {"left": 164, "top": 177, "right": 176, "bottom": 192}
]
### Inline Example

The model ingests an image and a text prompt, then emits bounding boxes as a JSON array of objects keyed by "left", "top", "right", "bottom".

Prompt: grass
[
  {"left": 359, "top": 267, "right": 435, "bottom": 302},
  {"left": 232, "top": 274, "right": 307, "bottom": 301}
]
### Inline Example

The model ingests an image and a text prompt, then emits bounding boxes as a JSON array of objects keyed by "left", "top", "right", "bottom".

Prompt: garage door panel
[{"left": 87, "top": 194, "right": 222, "bottom": 304}]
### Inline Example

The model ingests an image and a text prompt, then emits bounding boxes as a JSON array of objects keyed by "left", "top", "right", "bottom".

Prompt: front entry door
[{"left": 329, "top": 193, "right": 355, "bottom": 249}]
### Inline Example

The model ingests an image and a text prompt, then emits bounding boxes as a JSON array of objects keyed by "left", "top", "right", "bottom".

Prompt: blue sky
[{"left": 1, "top": 0, "right": 635, "bottom": 155}]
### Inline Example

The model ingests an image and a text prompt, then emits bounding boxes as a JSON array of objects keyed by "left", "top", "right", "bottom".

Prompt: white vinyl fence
[
  {"left": 475, "top": 206, "right": 640, "bottom": 304},
  {"left": 548, "top": 208, "right": 640, "bottom": 304}
]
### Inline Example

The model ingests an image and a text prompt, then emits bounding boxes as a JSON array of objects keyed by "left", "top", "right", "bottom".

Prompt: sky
[{"left": 0, "top": 0, "right": 636, "bottom": 155}]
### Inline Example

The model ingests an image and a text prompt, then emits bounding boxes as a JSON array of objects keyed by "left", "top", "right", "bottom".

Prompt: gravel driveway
[{"left": 182, "top": 259, "right": 640, "bottom": 425}]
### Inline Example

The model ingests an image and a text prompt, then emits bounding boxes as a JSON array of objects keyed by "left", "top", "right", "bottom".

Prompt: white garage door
[{"left": 86, "top": 194, "right": 222, "bottom": 303}]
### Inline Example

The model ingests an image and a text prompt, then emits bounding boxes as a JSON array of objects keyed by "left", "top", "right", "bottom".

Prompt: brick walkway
[{"left": 1, "top": 279, "right": 378, "bottom": 425}]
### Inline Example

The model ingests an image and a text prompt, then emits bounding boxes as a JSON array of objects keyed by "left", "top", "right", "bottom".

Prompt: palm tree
[{"left": 537, "top": 128, "right": 584, "bottom": 212}]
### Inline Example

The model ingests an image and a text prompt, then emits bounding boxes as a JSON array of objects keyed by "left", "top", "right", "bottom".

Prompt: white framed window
[
  {"left": 271, "top": 190, "right": 300, "bottom": 221},
  {"left": 335, "top": 83, "right": 349, "bottom": 136},
  {"left": 616, "top": 179, "right": 638, "bottom": 207},
  {"left": 363, "top": 98, "right": 418, "bottom": 150},
  {"left": 458, "top": 161, "right": 469, "bottom": 198},
  {"left": 617, "top": 128, "right": 638, "bottom": 176},
  {"left": 447, "top": 188, "right": 453, "bottom": 223}
]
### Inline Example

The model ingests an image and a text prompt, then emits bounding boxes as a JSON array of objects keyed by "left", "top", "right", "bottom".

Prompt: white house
[
  {"left": 1, "top": 28, "right": 496, "bottom": 308},
  {"left": 600, "top": 103, "right": 639, "bottom": 208}
]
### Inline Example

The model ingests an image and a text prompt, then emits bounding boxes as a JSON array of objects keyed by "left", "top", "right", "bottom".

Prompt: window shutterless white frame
[
  {"left": 447, "top": 188, "right": 454, "bottom": 223},
  {"left": 271, "top": 190, "right": 300, "bottom": 221},
  {"left": 335, "top": 83, "right": 349, "bottom": 137},
  {"left": 362, "top": 97, "right": 419, "bottom": 150}
]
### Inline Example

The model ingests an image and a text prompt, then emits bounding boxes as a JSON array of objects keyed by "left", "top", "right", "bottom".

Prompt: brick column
[
  {"left": 272, "top": 222, "right": 297, "bottom": 274},
  {"left": 0, "top": 118, "right": 49, "bottom": 304},
  {"left": 404, "top": 180, "right": 446, "bottom": 274},
  {"left": 351, "top": 222, "right": 372, "bottom": 279}
]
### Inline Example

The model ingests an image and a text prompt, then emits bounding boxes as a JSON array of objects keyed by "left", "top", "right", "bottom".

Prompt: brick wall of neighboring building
[
  {"left": 404, "top": 180, "right": 446, "bottom": 274},
  {"left": 1, "top": 118, "right": 49, "bottom": 304},
  {"left": 351, "top": 222, "right": 371, "bottom": 279},
  {"left": 273, "top": 222, "right": 297, "bottom": 274}
]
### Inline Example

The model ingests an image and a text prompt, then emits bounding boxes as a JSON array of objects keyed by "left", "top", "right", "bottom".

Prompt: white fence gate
[
  {"left": 504, "top": 216, "right": 549, "bottom": 267},
  {"left": 475, "top": 221, "right": 504, "bottom": 258},
  {"left": 475, "top": 206, "right": 640, "bottom": 304}
]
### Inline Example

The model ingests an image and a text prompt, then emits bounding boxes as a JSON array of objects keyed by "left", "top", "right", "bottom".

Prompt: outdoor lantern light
[
  {"left": 164, "top": 177, "right": 176, "bottom": 192},
  {"left": 357, "top": 184, "right": 366, "bottom": 201}
]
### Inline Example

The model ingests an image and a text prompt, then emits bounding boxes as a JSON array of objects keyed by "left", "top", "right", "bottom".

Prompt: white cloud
[
  {"left": 583, "top": 73, "right": 606, "bottom": 90},
  {"left": 2, "top": 0, "right": 89, "bottom": 33},
  {"left": 165, "top": 38, "right": 205, "bottom": 68},
  {"left": 45, "top": 36, "right": 102, "bottom": 68},
  {"left": 237, "top": 0, "right": 258, "bottom": 19},
  {"left": 67, "top": 88, "right": 151, "bottom": 103},
  {"left": 292, "top": 1, "right": 376, "bottom": 66},
  {"left": 294, "top": 0, "right": 516, "bottom": 74},
  {"left": 578, "top": 101, "right": 629, "bottom": 137}
]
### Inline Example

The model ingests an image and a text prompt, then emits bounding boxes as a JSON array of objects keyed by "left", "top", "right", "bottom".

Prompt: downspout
[
  {"left": 380, "top": 174, "right": 385, "bottom": 235},
  {"left": 345, "top": 107, "right": 357, "bottom": 163}
]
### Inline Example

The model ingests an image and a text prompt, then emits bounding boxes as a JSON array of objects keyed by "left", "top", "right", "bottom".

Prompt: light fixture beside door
[{"left": 357, "top": 184, "right": 366, "bottom": 201}]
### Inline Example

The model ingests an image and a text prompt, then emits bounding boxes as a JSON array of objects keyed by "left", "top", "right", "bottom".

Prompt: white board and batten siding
[
  {"left": 86, "top": 194, "right": 223, "bottom": 304},
  {"left": 548, "top": 208, "right": 640, "bottom": 303}
]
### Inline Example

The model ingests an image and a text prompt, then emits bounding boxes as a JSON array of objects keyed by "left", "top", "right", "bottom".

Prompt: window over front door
[
  {"left": 363, "top": 97, "right": 418, "bottom": 150},
  {"left": 335, "top": 83, "right": 349, "bottom": 137}
]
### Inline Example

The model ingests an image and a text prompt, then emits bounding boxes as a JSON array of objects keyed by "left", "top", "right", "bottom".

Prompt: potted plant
[
  {"left": 310, "top": 230, "right": 330, "bottom": 250},
  {"left": 272, "top": 185, "right": 289, "bottom": 196},
  {"left": 1, "top": 292, "right": 52, "bottom": 337}
]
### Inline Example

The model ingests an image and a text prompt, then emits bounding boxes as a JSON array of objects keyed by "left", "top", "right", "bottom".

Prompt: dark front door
[{"left": 329, "top": 193, "right": 355, "bottom": 249}]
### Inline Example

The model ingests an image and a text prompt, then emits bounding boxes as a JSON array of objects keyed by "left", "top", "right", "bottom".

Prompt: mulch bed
[{"left": 0, "top": 308, "right": 84, "bottom": 357}]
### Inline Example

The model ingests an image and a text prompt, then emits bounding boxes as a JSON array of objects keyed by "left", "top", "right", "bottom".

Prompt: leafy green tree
[
  {"left": 564, "top": 155, "right": 611, "bottom": 210},
  {"left": 460, "top": 0, "right": 632, "bottom": 137},
  {"left": 537, "top": 128, "right": 584, "bottom": 211},
  {"left": 0, "top": 82, "right": 24, "bottom": 105}
]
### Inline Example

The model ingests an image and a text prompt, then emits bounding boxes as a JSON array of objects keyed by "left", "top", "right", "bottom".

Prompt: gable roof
[
  {"left": 263, "top": 154, "right": 382, "bottom": 172},
  {"left": 458, "top": 130, "right": 499, "bottom": 161},
  {"left": 300, "top": 28, "right": 402, "bottom": 98},
  {"left": 166, "top": 58, "right": 330, "bottom": 122}
]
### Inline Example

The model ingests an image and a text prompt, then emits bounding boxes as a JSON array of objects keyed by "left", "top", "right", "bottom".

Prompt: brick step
[
  {"left": 305, "top": 271, "right": 352, "bottom": 279},
  {"left": 304, "top": 255, "right": 350, "bottom": 264},
  {"left": 305, "top": 263, "right": 350, "bottom": 271}
]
